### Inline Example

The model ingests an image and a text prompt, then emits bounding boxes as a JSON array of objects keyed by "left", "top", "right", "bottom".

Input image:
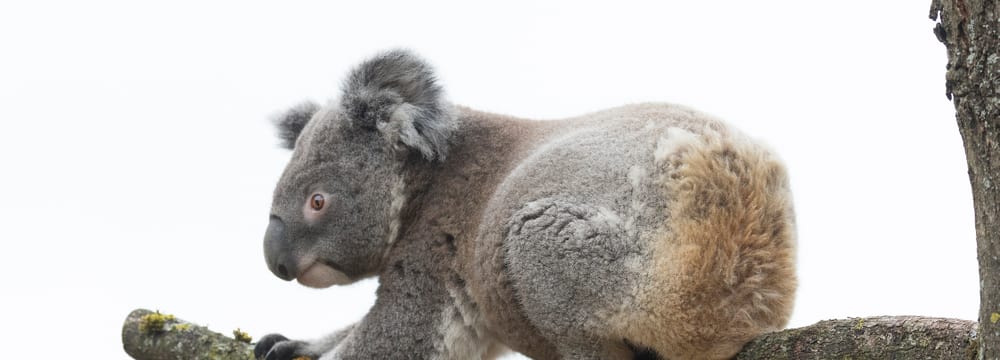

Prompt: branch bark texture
[
  {"left": 930, "top": 1, "right": 1000, "bottom": 359},
  {"left": 737, "top": 316, "right": 977, "bottom": 359},
  {"left": 122, "top": 309, "right": 976, "bottom": 359},
  {"left": 122, "top": 309, "right": 254, "bottom": 360}
]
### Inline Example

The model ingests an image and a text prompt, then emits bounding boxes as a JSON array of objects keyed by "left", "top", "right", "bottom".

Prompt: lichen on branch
[{"left": 122, "top": 309, "right": 254, "bottom": 360}]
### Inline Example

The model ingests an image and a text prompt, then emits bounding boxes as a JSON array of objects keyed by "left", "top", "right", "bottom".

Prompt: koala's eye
[{"left": 310, "top": 194, "right": 325, "bottom": 210}]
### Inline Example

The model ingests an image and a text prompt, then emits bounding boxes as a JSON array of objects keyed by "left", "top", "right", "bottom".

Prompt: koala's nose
[{"left": 263, "top": 215, "right": 297, "bottom": 281}]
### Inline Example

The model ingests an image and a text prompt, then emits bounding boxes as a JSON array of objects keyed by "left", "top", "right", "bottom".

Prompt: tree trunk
[
  {"left": 930, "top": 1, "right": 1000, "bottom": 359},
  {"left": 122, "top": 309, "right": 977, "bottom": 359}
]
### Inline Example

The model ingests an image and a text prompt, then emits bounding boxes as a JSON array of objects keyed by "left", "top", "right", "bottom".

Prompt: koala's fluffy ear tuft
[
  {"left": 341, "top": 49, "right": 457, "bottom": 161},
  {"left": 273, "top": 101, "right": 320, "bottom": 150}
]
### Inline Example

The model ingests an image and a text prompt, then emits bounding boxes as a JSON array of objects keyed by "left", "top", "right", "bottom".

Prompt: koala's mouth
[{"left": 296, "top": 259, "right": 352, "bottom": 288}]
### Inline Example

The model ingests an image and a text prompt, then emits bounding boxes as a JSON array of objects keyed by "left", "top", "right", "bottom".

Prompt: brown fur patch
[{"left": 620, "top": 130, "right": 797, "bottom": 360}]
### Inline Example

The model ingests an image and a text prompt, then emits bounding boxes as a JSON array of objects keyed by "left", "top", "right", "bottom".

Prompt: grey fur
[
  {"left": 304, "top": 323, "right": 356, "bottom": 355},
  {"left": 341, "top": 49, "right": 456, "bottom": 161},
  {"left": 258, "top": 50, "right": 797, "bottom": 360},
  {"left": 504, "top": 198, "right": 641, "bottom": 358},
  {"left": 273, "top": 101, "right": 320, "bottom": 149}
]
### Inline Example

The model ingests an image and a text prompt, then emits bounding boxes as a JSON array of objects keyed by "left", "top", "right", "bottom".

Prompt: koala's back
[{"left": 468, "top": 103, "right": 797, "bottom": 359}]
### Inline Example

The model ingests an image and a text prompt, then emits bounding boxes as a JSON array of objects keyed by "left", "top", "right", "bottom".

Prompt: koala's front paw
[{"left": 254, "top": 333, "right": 318, "bottom": 360}]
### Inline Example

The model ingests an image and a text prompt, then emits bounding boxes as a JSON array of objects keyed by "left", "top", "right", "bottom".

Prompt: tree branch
[
  {"left": 122, "top": 309, "right": 977, "bottom": 359},
  {"left": 737, "top": 316, "right": 977, "bottom": 359},
  {"left": 122, "top": 309, "right": 254, "bottom": 360}
]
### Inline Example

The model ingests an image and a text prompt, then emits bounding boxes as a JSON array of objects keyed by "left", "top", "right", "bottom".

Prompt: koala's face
[
  {"left": 264, "top": 105, "right": 402, "bottom": 288},
  {"left": 262, "top": 49, "right": 454, "bottom": 288}
]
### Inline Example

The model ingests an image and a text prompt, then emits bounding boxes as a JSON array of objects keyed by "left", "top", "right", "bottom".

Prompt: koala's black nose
[
  {"left": 277, "top": 264, "right": 290, "bottom": 279},
  {"left": 263, "top": 215, "right": 297, "bottom": 281}
]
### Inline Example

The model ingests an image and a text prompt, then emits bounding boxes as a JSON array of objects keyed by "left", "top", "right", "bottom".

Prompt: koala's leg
[
  {"left": 503, "top": 198, "right": 646, "bottom": 359},
  {"left": 318, "top": 259, "right": 495, "bottom": 360},
  {"left": 308, "top": 325, "right": 356, "bottom": 355},
  {"left": 255, "top": 323, "right": 355, "bottom": 360}
]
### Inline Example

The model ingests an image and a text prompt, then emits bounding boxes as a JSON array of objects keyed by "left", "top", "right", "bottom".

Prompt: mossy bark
[
  {"left": 930, "top": 1, "right": 1000, "bottom": 359},
  {"left": 122, "top": 309, "right": 977, "bottom": 359},
  {"left": 122, "top": 309, "right": 254, "bottom": 360}
]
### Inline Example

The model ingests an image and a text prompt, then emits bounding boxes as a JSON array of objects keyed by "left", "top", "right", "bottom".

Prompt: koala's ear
[
  {"left": 273, "top": 101, "right": 320, "bottom": 150},
  {"left": 340, "top": 49, "right": 457, "bottom": 161}
]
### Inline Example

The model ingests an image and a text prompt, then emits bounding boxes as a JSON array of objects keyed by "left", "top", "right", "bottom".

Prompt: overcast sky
[{"left": 0, "top": 1, "right": 978, "bottom": 358}]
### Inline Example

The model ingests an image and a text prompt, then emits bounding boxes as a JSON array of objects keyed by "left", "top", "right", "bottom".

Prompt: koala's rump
[{"left": 470, "top": 103, "right": 796, "bottom": 359}]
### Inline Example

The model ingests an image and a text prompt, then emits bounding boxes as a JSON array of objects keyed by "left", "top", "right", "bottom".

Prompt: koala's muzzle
[{"left": 263, "top": 215, "right": 297, "bottom": 281}]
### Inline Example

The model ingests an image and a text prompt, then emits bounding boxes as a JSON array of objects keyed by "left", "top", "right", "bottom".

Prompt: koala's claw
[
  {"left": 254, "top": 334, "right": 288, "bottom": 359},
  {"left": 254, "top": 333, "right": 315, "bottom": 360}
]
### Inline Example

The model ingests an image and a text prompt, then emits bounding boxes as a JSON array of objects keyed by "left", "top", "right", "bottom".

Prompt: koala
[{"left": 256, "top": 49, "right": 797, "bottom": 360}]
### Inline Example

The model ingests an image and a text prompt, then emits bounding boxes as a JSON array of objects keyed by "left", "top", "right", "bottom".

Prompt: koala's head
[{"left": 263, "top": 50, "right": 455, "bottom": 288}]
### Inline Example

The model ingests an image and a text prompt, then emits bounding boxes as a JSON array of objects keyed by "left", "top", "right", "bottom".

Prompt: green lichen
[
  {"left": 854, "top": 318, "right": 865, "bottom": 330},
  {"left": 990, "top": 312, "right": 1000, "bottom": 324},
  {"left": 173, "top": 323, "right": 191, "bottom": 332},
  {"left": 205, "top": 334, "right": 254, "bottom": 359},
  {"left": 233, "top": 328, "right": 252, "bottom": 343},
  {"left": 138, "top": 311, "right": 176, "bottom": 334}
]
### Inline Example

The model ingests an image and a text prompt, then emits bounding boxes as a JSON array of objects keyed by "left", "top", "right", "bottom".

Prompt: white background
[{"left": 0, "top": 1, "right": 977, "bottom": 358}]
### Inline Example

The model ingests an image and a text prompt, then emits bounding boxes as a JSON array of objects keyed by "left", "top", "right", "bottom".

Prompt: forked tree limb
[{"left": 122, "top": 308, "right": 977, "bottom": 359}]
